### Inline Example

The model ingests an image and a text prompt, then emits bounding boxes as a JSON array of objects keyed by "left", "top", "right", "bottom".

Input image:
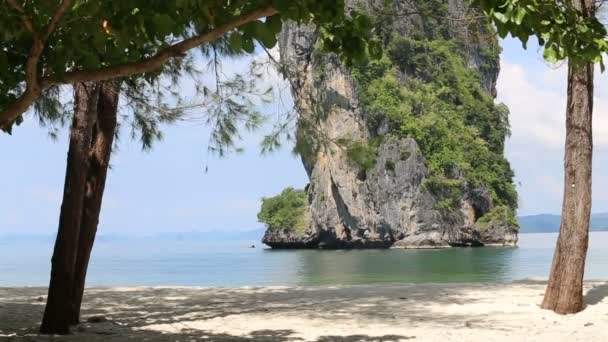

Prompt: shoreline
[{"left": 2, "top": 281, "right": 608, "bottom": 341}]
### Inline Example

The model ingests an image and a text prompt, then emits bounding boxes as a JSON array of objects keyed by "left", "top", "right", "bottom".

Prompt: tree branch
[
  {"left": 5, "top": 0, "right": 36, "bottom": 34},
  {"left": 0, "top": 4, "right": 277, "bottom": 130},
  {"left": 1, "top": 0, "right": 73, "bottom": 131},
  {"left": 43, "top": 5, "right": 278, "bottom": 86},
  {"left": 44, "top": 0, "right": 73, "bottom": 40}
]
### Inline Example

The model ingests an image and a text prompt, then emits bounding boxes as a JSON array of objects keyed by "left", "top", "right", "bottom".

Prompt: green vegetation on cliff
[
  {"left": 286, "top": 0, "right": 518, "bottom": 227},
  {"left": 258, "top": 188, "right": 307, "bottom": 233},
  {"left": 477, "top": 205, "right": 519, "bottom": 229},
  {"left": 342, "top": 136, "right": 383, "bottom": 171},
  {"left": 351, "top": 2, "right": 517, "bottom": 220}
]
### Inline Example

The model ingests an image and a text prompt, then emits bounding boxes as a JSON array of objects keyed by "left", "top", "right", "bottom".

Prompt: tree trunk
[
  {"left": 541, "top": 0, "right": 594, "bottom": 315},
  {"left": 40, "top": 82, "right": 100, "bottom": 334},
  {"left": 69, "top": 82, "right": 119, "bottom": 324}
]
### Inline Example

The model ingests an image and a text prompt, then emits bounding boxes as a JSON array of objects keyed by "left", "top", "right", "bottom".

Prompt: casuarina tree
[{"left": 0, "top": 0, "right": 381, "bottom": 334}]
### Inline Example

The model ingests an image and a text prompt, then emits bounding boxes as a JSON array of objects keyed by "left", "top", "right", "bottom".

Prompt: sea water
[{"left": 2, "top": 232, "right": 608, "bottom": 287}]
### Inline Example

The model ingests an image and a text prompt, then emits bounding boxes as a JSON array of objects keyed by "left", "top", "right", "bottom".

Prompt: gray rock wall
[{"left": 263, "top": 0, "right": 517, "bottom": 249}]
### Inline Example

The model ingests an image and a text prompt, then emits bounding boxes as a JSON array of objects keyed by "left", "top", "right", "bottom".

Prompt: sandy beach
[{"left": 1, "top": 281, "right": 608, "bottom": 341}]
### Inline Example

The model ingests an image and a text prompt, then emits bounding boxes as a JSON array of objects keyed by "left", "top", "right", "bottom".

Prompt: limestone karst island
[{"left": 1, "top": 0, "right": 608, "bottom": 341}]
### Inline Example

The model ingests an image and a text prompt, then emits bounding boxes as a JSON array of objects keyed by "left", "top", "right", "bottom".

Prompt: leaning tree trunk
[
  {"left": 541, "top": 0, "right": 594, "bottom": 315},
  {"left": 40, "top": 82, "right": 101, "bottom": 334},
  {"left": 69, "top": 82, "right": 119, "bottom": 325}
]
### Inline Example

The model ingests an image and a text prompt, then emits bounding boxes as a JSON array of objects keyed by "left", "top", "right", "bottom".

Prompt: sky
[
  {"left": 498, "top": 38, "right": 608, "bottom": 216},
  {"left": 1, "top": 37, "right": 608, "bottom": 237}
]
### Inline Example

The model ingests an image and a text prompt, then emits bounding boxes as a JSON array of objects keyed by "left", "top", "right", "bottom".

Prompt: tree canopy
[
  {"left": 0, "top": 0, "right": 379, "bottom": 132},
  {"left": 476, "top": 0, "right": 608, "bottom": 65}
]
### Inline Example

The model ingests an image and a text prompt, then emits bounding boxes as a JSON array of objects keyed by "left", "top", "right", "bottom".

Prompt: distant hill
[
  {"left": 0, "top": 228, "right": 267, "bottom": 243},
  {"left": 152, "top": 228, "right": 265, "bottom": 241},
  {"left": 518, "top": 213, "right": 608, "bottom": 233}
]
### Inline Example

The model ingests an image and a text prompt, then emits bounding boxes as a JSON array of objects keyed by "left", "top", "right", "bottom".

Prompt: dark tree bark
[
  {"left": 69, "top": 82, "right": 119, "bottom": 324},
  {"left": 40, "top": 82, "right": 100, "bottom": 334},
  {"left": 541, "top": 0, "right": 594, "bottom": 315}
]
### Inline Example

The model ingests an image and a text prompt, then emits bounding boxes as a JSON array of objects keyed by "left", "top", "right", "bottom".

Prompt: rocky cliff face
[{"left": 262, "top": 0, "right": 518, "bottom": 249}]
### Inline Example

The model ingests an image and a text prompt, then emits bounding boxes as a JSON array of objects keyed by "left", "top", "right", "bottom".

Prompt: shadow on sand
[
  {"left": 514, "top": 279, "right": 608, "bottom": 309},
  {"left": 0, "top": 285, "right": 494, "bottom": 341},
  {"left": 585, "top": 282, "right": 608, "bottom": 306}
]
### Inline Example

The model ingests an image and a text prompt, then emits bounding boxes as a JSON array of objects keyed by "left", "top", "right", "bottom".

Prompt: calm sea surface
[{"left": 2, "top": 232, "right": 608, "bottom": 287}]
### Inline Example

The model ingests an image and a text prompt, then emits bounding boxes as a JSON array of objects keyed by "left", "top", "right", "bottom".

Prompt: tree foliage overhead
[
  {"left": 475, "top": 0, "right": 608, "bottom": 66},
  {"left": 0, "top": 0, "right": 380, "bottom": 133}
]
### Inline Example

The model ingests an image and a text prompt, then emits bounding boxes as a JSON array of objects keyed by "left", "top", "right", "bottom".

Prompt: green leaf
[
  {"left": 517, "top": 31, "right": 529, "bottom": 48},
  {"left": 257, "top": 33, "right": 277, "bottom": 49},
  {"left": 514, "top": 8, "right": 526, "bottom": 25},
  {"left": 256, "top": 21, "right": 277, "bottom": 48},
  {"left": 496, "top": 24, "right": 509, "bottom": 38},
  {"left": 242, "top": 36, "right": 255, "bottom": 53},
  {"left": 229, "top": 33, "right": 243, "bottom": 51},
  {"left": 543, "top": 46, "right": 559, "bottom": 64},
  {"left": 493, "top": 12, "right": 509, "bottom": 24},
  {"left": 153, "top": 14, "right": 174, "bottom": 36},
  {"left": 266, "top": 14, "right": 282, "bottom": 34}
]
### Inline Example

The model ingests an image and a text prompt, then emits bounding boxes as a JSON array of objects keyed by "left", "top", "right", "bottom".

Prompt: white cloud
[
  {"left": 498, "top": 62, "right": 565, "bottom": 148},
  {"left": 499, "top": 57, "right": 608, "bottom": 214},
  {"left": 498, "top": 61, "right": 608, "bottom": 149}
]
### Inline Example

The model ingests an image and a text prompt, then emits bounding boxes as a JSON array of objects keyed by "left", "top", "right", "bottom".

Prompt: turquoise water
[{"left": 2, "top": 232, "right": 608, "bottom": 286}]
